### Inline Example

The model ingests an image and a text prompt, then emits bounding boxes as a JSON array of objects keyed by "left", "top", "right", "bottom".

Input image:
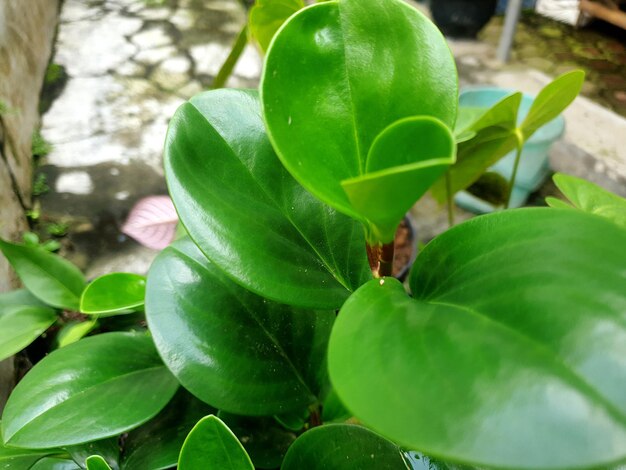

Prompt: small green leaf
[
  {"left": 0, "top": 305, "right": 56, "bottom": 361},
  {"left": 165, "top": 89, "right": 370, "bottom": 309},
  {"left": 322, "top": 388, "right": 351, "bottom": 423},
  {"left": 178, "top": 415, "right": 254, "bottom": 470},
  {"left": 80, "top": 273, "right": 146, "bottom": 315},
  {"left": 55, "top": 319, "right": 98, "bottom": 348},
  {"left": 261, "top": 0, "right": 457, "bottom": 224},
  {"left": 431, "top": 92, "right": 522, "bottom": 203},
  {"left": 146, "top": 238, "right": 334, "bottom": 416},
  {"left": 29, "top": 457, "right": 82, "bottom": 470},
  {"left": 0, "top": 431, "right": 62, "bottom": 469},
  {"left": 329, "top": 208, "right": 626, "bottom": 469},
  {"left": 341, "top": 117, "right": 455, "bottom": 243},
  {"left": 122, "top": 389, "right": 215, "bottom": 470},
  {"left": 1, "top": 332, "right": 178, "bottom": 448},
  {"left": 521, "top": 70, "right": 585, "bottom": 139},
  {"left": 0, "top": 239, "right": 85, "bottom": 310},
  {"left": 249, "top": 0, "right": 304, "bottom": 52},
  {"left": 86, "top": 455, "right": 112, "bottom": 470},
  {"left": 281, "top": 424, "right": 408, "bottom": 469},
  {"left": 273, "top": 409, "right": 308, "bottom": 432},
  {"left": 550, "top": 173, "right": 626, "bottom": 230},
  {"left": 65, "top": 437, "right": 119, "bottom": 470},
  {"left": 218, "top": 411, "right": 296, "bottom": 469}
]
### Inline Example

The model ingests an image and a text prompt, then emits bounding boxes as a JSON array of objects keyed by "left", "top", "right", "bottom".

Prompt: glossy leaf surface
[
  {"left": 249, "top": 0, "right": 304, "bottom": 52},
  {"left": 329, "top": 209, "right": 626, "bottom": 469},
  {"left": 80, "top": 273, "right": 146, "bottom": 315},
  {"left": 261, "top": 0, "right": 457, "bottom": 227},
  {"left": 164, "top": 89, "right": 369, "bottom": 309},
  {"left": 548, "top": 173, "right": 626, "bottom": 230},
  {"left": 0, "top": 289, "right": 47, "bottom": 309},
  {"left": 0, "top": 239, "right": 85, "bottom": 310},
  {"left": 281, "top": 424, "right": 408, "bottom": 469},
  {"left": 85, "top": 456, "right": 112, "bottom": 470},
  {"left": 341, "top": 117, "right": 455, "bottom": 242},
  {"left": 0, "top": 306, "right": 56, "bottom": 361},
  {"left": 122, "top": 389, "right": 215, "bottom": 470},
  {"left": 146, "top": 238, "right": 334, "bottom": 415},
  {"left": 1, "top": 332, "right": 178, "bottom": 448},
  {"left": 521, "top": 70, "right": 584, "bottom": 138},
  {"left": 178, "top": 415, "right": 254, "bottom": 470},
  {"left": 218, "top": 411, "right": 296, "bottom": 469}
]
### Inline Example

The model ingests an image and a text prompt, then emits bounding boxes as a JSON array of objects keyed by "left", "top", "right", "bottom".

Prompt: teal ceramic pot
[{"left": 455, "top": 86, "right": 566, "bottom": 213}]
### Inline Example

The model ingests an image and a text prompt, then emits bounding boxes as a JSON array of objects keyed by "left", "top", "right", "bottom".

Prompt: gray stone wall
[{"left": 0, "top": 0, "right": 59, "bottom": 410}]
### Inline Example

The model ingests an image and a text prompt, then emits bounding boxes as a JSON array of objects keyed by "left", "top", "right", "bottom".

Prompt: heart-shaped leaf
[
  {"left": 329, "top": 208, "right": 626, "bottom": 469},
  {"left": 85, "top": 456, "right": 112, "bottom": 470},
  {"left": 0, "top": 239, "right": 86, "bottom": 310},
  {"left": 164, "top": 89, "right": 370, "bottom": 309},
  {"left": 80, "top": 273, "right": 146, "bottom": 315},
  {"left": 249, "top": 0, "right": 304, "bottom": 52},
  {"left": 146, "top": 237, "right": 334, "bottom": 416},
  {"left": 121, "top": 196, "right": 178, "bottom": 250},
  {"left": 521, "top": 70, "right": 584, "bottom": 139},
  {"left": 178, "top": 416, "right": 254, "bottom": 470},
  {"left": 261, "top": 0, "right": 457, "bottom": 240},
  {"left": 341, "top": 117, "right": 455, "bottom": 242},
  {"left": 0, "top": 305, "right": 57, "bottom": 361},
  {"left": 122, "top": 389, "right": 215, "bottom": 470},
  {"left": 1, "top": 332, "right": 179, "bottom": 448},
  {"left": 218, "top": 411, "right": 296, "bottom": 469},
  {"left": 281, "top": 424, "right": 408, "bottom": 469},
  {"left": 547, "top": 173, "right": 626, "bottom": 230}
]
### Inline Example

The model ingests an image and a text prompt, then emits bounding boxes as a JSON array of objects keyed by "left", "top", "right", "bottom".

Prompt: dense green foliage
[{"left": 1, "top": 0, "right": 623, "bottom": 468}]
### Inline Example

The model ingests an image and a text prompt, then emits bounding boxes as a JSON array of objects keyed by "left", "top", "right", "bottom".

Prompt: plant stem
[
  {"left": 505, "top": 135, "right": 524, "bottom": 209},
  {"left": 366, "top": 241, "right": 395, "bottom": 278},
  {"left": 213, "top": 24, "right": 248, "bottom": 89},
  {"left": 446, "top": 172, "right": 455, "bottom": 228}
]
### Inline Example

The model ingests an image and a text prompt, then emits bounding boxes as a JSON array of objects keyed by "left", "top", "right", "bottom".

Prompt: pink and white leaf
[{"left": 121, "top": 196, "right": 179, "bottom": 250}]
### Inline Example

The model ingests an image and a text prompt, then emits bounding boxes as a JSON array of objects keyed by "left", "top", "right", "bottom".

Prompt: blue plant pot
[{"left": 455, "top": 86, "right": 565, "bottom": 213}]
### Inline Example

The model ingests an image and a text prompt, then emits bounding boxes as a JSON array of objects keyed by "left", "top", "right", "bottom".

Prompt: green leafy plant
[{"left": 1, "top": 0, "right": 625, "bottom": 468}]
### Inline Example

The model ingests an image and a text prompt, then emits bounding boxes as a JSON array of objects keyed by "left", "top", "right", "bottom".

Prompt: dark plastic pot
[{"left": 430, "top": 0, "right": 498, "bottom": 38}]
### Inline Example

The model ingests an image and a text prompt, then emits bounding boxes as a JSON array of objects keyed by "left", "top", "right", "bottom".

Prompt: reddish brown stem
[{"left": 366, "top": 241, "right": 395, "bottom": 278}]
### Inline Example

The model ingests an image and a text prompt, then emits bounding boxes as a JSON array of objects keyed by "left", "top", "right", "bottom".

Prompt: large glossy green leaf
[
  {"left": 0, "top": 239, "right": 85, "bottom": 310},
  {"left": 178, "top": 416, "right": 254, "bottom": 470},
  {"left": 1, "top": 332, "right": 178, "bottom": 448},
  {"left": 281, "top": 424, "right": 408, "bottom": 469},
  {"left": 164, "top": 89, "right": 369, "bottom": 309},
  {"left": 261, "top": 0, "right": 457, "bottom": 230},
  {"left": 0, "top": 306, "right": 56, "bottom": 361},
  {"left": 341, "top": 117, "right": 455, "bottom": 242},
  {"left": 547, "top": 173, "right": 626, "bottom": 230},
  {"left": 146, "top": 237, "right": 334, "bottom": 416},
  {"left": 218, "top": 411, "right": 296, "bottom": 469},
  {"left": 249, "top": 0, "right": 304, "bottom": 52},
  {"left": 121, "top": 389, "right": 215, "bottom": 470},
  {"left": 521, "top": 70, "right": 584, "bottom": 139},
  {"left": 80, "top": 273, "right": 145, "bottom": 315},
  {"left": 329, "top": 209, "right": 626, "bottom": 469},
  {"left": 85, "top": 456, "right": 112, "bottom": 470},
  {"left": 0, "top": 431, "right": 61, "bottom": 470},
  {"left": 431, "top": 93, "right": 522, "bottom": 203}
]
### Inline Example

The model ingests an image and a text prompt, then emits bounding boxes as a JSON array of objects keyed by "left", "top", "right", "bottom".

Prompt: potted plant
[
  {"left": 430, "top": 0, "right": 499, "bottom": 38},
  {"left": 1, "top": 0, "right": 625, "bottom": 468}
]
